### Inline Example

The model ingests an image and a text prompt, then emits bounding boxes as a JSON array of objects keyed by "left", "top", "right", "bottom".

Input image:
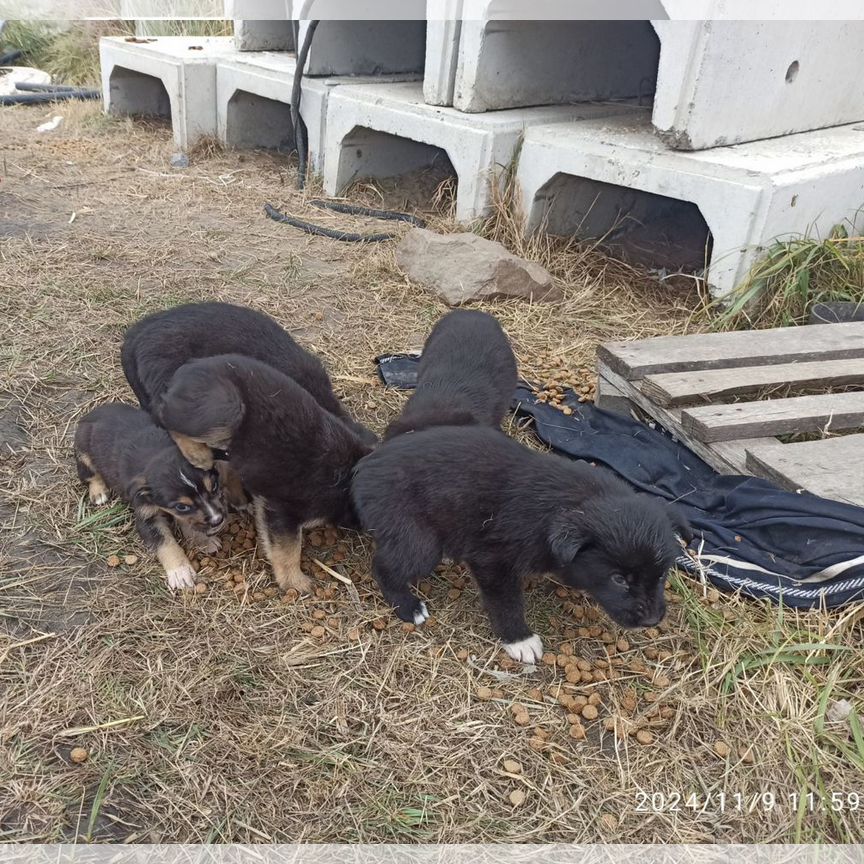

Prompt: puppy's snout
[{"left": 208, "top": 512, "right": 225, "bottom": 528}]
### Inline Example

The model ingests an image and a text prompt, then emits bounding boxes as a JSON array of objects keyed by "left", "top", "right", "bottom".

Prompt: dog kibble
[
  {"left": 123, "top": 554, "right": 138, "bottom": 566},
  {"left": 739, "top": 746, "right": 755, "bottom": 764},
  {"left": 541, "top": 653, "right": 557, "bottom": 667},
  {"left": 655, "top": 675, "right": 672, "bottom": 689},
  {"left": 616, "top": 638, "right": 630, "bottom": 653},
  {"left": 581, "top": 704, "right": 599, "bottom": 721},
  {"left": 477, "top": 687, "right": 493, "bottom": 701},
  {"left": 252, "top": 591, "right": 265, "bottom": 602},
  {"left": 447, "top": 588, "right": 462, "bottom": 600},
  {"left": 502, "top": 759, "right": 522, "bottom": 774},
  {"left": 600, "top": 814, "right": 618, "bottom": 831},
  {"left": 528, "top": 736, "right": 546, "bottom": 752},
  {"left": 508, "top": 790, "right": 526, "bottom": 807},
  {"left": 69, "top": 747, "right": 89, "bottom": 764},
  {"left": 194, "top": 582, "right": 208, "bottom": 595},
  {"left": 568, "top": 723, "right": 586, "bottom": 740},
  {"left": 621, "top": 690, "right": 637, "bottom": 713},
  {"left": 106, "top": 555, "right": 121, "bottom": 568},
  {"left": 713, "top": 740, "right": 731, "bottom": 758},
  {"left": 401, "top": 622, "right": 415, "bottom": 634},
  {"left": 282, "top": 589, "right": 299, "bottom": 603},
  {"left": 456, "top": 649, "right": 469, "bottom": 661},
  {"left": 588, "top": 693, "right": 602, "bottom": 707},
  {"left": 644, "top": 647, "right": 659, "bottom": 660},
  {"left": 491, "top": 689, "right": 505, "bottom": 700},
  {"left": 312, "top": 609, "right": 326, "bottom": 620},
  {"left": 604, "top": 717, "right": 616, "bottom": 732},
  {"left": 371, "top": 618, "right": 387, "bottom": 631},
  {"left": 659, "top": 706, "right": 676, "bottom": 720},
  {"left": 527, "top": 687, "right": 543, "bottom": 702},
  {"left": 347, "top": 627, "right": 361, "bottom": 641},
  {"left": 310, "top": 625, "right": 326, "bottom": 639},
  {"left": 556, "top": 654, "right": 570, "bottom": 668},
  {"left": 636, "top": 729, "right": 654, "bottom": 745}
]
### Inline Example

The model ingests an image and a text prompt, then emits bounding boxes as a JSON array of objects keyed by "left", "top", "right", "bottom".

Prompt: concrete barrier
[
  {"left": 227, "top": 0, "right": 295, "bottom": 51},
  {"left": 322, "top": 82, "right": 639, "bottom": 222},
  {"left": 517, "top": 114, "right": 864, "bottom": 298},
  {"left": 100, "top": 36, "right": 235, "bottom": 150}
]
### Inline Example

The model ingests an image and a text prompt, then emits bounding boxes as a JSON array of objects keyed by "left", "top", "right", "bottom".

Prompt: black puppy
[
  {"left": 352, "top": 426, "right": 690, "bottom": 662},
  {"left": 156, "top": 354, "right": 372, "bottom": 593},
  {"left": 121, "top": 301, "right": 377, "bottom": 447},
  {"left": 384, "top": 309, "right": 518, "bottom": 439},
  {"left": 74, "top": 403, "right": 227, "bottom": 590}
]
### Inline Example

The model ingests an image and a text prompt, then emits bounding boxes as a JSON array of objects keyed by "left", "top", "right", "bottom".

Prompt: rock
[
  {"left": 170, "top": 153, "right": 189, "bottom": 169},
  {"left": 395, "top": 228, "right": 560, "bottom": 306}
]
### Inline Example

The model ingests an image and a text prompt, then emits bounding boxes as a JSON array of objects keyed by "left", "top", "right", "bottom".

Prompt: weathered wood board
[
  {"left": 598, "top": 321, "right": 864, "bottom": 380},
  {"left": 640, "top": 357, "right": 864, "bottom": 407},
  {"left": 746, "top": 435, "right": 864, "bottom": 508},
  {"left": 681, "top": 391, "right": 864, "bottom": 443}
]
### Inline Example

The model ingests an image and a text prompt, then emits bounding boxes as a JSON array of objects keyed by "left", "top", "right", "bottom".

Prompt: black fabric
[{"left": 376, "top": 353, "right": 864, "bottom": 609}]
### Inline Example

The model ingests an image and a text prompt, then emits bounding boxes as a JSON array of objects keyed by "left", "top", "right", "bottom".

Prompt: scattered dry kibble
[
  {"left": 600, "top": 814, "right": 618, "bottom": 831},
  {"left": 312, "top": 609, "right": 326, "bottom": 620},
  {"left": 509, "top": 789, "right": 526, "bottom": 808},
  {"left": 69, "top": 747, "right": 89, "bottom": 764},
  {"left": 513, "top": 712, "right": 531, "bottom": 727},
  {"left": 714, "top": 740, "right": 732, "bottom": 759},
  {"left": 106, "top": 555, "right": 121, "bottom": 568},
  {"left": 616, "top": 638, "right": 630, "bottom": 653},
  {"left": 739, "top": 746, "right": 755, "bottom": 764},
  {"left": 476, "top": 687, "right": 493, "bottom": 701},
  {"left": 502, "top": 759, "right": 522, "bottom": 774},
  {"left": 581, "top": 704, "right": 599, "bottom": 721},
  {"left": 194, "top": 582, "right": 207, "bottom": 595},
  {"left": 310, "top": 625, "right": 326, "bottom": 638},
  {"left": 371, "top": 618, "right": 387, "bottom": 631},
  {"left": 346, "top": 627, "right": 361, "bottom": 641},
  {"left": 123, "top": 554, "right": 138, "bottom": 566},
  {"left": 527, "top": 687, "right": 543, "bottom": 702},
  {"left": 456, "top": 648, "right": 469, "bottom": 661},
  {"left": 636, "top": 729, "right": 654, "bottom": 746},
  {"left": 541, "top": 653, "right": 557, "bottom": 667},
  {"left": 568, "top": 723, "right": 586, "bottom": 740}
]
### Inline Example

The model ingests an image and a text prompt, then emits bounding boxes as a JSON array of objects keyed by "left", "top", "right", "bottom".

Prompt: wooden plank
[
  {"left": 598, "top": 321, "right": 864, "bottom": 381},
  {"left": 640, "top": 357, "right": 864, "bottom": 407},
  {"left": 746, "top": 435, "right": 864, "bottom": 507},
  {"left": 597, "top": 362, "right": 775, "bottom": 474},
  {"left": 682, "top": 391, "right": 864, "bottom": 443}
]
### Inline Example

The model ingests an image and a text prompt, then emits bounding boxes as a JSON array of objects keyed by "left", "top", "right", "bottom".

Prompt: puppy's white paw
[
  {"left": 166, "top": 564, "right": 196, "bottom": 591},
  {"left": 413, "top": 602, "right": 430, "bottom": 626},
  {"left": 90, "top": 490, "right": 109, "bottom": 506},
  {"left": 503, "top": 634, "right": 543, "bottom": 664}
]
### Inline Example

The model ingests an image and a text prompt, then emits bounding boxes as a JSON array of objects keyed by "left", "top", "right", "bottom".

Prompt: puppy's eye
[
  {"left": 174, "top": 503, "right": 193, "bottom": 514},
  {"left": 611, "top": 574, "right": 629, "bottom": 589}
]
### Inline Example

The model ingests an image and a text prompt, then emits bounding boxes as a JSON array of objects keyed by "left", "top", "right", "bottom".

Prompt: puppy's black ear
[
  {"left": 667, "top": 505, "right": 693, "bottom": 544},
  {"left": 159, "top": 362, "right": 245, "bottom": 446},
  {"left": 548, "top": 515, "right": 591, "bottom": 565},
  {"left": 126, "top": 475, "right": 152, "bottom": 504}
]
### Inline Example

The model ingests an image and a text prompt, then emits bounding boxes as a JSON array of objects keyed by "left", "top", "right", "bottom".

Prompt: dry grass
[{"left": 1, "top": 101, "right": 863, "bottom": 844}]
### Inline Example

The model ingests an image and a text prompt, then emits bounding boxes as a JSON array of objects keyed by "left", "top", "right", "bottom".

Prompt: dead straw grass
[{"left": 1, "top": 102, "right": 862, "bottom": 844}]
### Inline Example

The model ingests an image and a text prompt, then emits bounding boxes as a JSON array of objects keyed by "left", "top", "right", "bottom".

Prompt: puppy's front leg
[
  {"left": 257, "top": 501, "right": 312, "bottom": 594},
  {"left": 135, "top": 511, "right": 196, "bottom": 591},
  {"left": 216, "top": 459, "right": 250, "bottom": 512},
  {"left": 170, "top": 432, "right": 215, "bottom": 471},
  {"left": 471, "top": 563, "right": 542, "bottom": 664}
]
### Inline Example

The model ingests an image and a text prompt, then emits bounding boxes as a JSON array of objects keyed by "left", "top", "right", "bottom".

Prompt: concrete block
[
  {"left": 297, "top": 17, "right": 426, "bottom": 77},
  {"left": 227, "top": 0, "right": 294, "bottom": 51},
  {"left": 518, "top": 114, "right": 864, "bottom": 298},
  {"left": 322, "top": 82, "right": 638, "bottom": 223},
  {"left": 423, "top": 0, "right": 463, "bottom": 107},
  {"left": 216, "top": 52, "right": 328, "bottom": 170},
  {"left": 651, "top": 20, "right": 864, "bottom": 149},
  {"left": 99, "top": 36, "right": 235, "bottom": 150},
  {"left": 453, "top": 17, "right": 660, "bottom": 113}
]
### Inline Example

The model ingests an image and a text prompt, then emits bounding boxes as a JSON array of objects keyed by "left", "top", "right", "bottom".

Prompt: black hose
[
  {"left": 0, "top": 89, "right": 100, "bottom": 105},
  {"left": 14, "top": 81, "right": 78, "bottom": 92},
  {"left": 309, "top": 199, "right": 427, "bottom": 227},
  {"left": 264, "top": 203, "right": 400, "bottom": 243},
  {"left": 290, "top": 19, "right": 319, "bottom": 191},
  {"left": 0, "top": 49, "right": 23, "bottom": 65}
]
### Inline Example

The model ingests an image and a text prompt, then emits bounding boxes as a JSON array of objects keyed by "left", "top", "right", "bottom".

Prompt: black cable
[
  {"left": 309, "top": 199, "right": 427, "bottom": 227},
  {"left": 264, "top": 203, "right": 399, "bottom": 243},
  {"left": 0, "top": 89, "right": 100, "bottom": 105},
  {"left": 290, "top": 19, "right": 319, "bottom": 191},
  {"left": 14, "top": 81, "right": 78, "bottom": 92}
]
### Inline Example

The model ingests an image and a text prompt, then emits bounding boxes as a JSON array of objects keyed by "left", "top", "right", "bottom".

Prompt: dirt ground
[{"left": 1, "top": 100, "right": 862, "bottom": 844}]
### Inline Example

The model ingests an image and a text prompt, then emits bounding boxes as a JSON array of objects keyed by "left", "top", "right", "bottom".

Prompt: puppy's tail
[{"left": 156, "top": 359, "right": 245, "bottom": 453}]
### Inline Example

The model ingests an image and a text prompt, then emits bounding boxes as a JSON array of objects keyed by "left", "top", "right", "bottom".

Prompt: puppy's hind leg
[
  {"left": 76, "top": 452, "right": 109, "bottom": 506},
  {"left": 471, "top": 563, "right": 542, "bottom": 664},
  {"left": 260, "top": 502, "right": 312, "bottom": 594},
  {"left": 135, "top": 511, "right": 196, "bottom": 591}
]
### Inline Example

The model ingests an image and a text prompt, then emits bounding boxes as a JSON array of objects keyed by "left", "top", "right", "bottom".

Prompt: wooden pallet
[{"left": 596, "top": 322, "right": 864, "bottom": 508}]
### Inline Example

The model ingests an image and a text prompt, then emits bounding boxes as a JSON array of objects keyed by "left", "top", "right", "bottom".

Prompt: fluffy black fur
[
  {"left": 156, "top": 355, "right": 372, "bottom": 589},
  {"left": 352, "top": 426, "right": 690, "bottom": 661},
  {"left": 121, "top": 301, "right": 377, "bottom": 446},
  {"left": 74, "top": 403, "right": 227, "bottom": 588},
  {"left": 384, "top": 309, "right": 518, "bottom": 439}
]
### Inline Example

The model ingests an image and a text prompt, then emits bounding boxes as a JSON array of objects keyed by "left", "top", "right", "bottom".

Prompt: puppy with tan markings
[
  {"left": 121, "top": 301, "right": 377, "bottom": 447},
  {"left": 75, "top": 403, "right": 227, "bottom": 590},
  {"left": 155, "top": 354, "right": 371, "bottom": 593},
  {"left": 384, "top": 309, "right": 518, "bottom": 440}
]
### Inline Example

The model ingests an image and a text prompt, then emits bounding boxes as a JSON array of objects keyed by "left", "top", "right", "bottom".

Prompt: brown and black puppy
[
  {"left": 352, "top": 425, "right": 690, "bottom": 662},
  {"left": 74, "top": 403, "right": 227, "bottom": 590},
  {"left": 384, "top": 309, "right": 518, "bottom": 440},
  {"left": 155, "top": 354, "right": 372, "bottom": 593},
  {"left": 121, "top": 301, "right": 377, "bottom": 447}
]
